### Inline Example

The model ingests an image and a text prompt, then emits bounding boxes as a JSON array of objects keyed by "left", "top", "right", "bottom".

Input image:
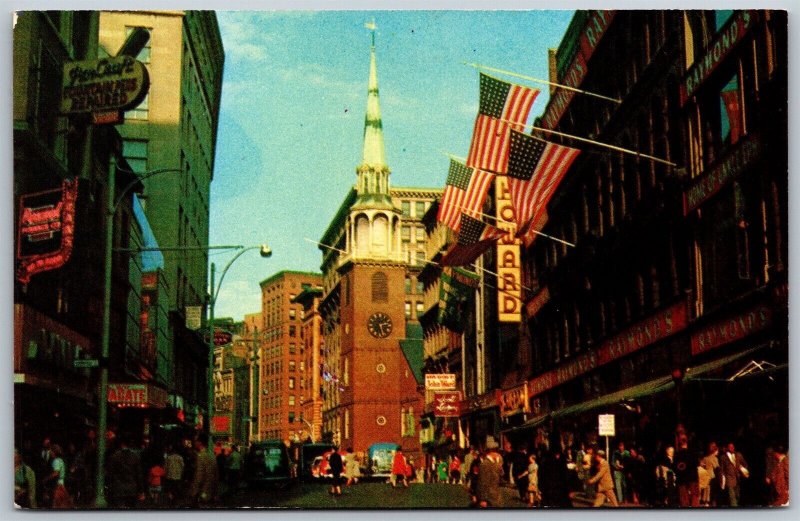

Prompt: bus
[{"left": 366, "top": 442, "right": 399, "bottom": 479}]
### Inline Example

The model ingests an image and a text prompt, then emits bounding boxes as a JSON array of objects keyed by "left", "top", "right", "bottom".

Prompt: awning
[
  {"left": 504, "top": 343, "right": 775, "bottom": 434},
  {"left": 683, "top": 342, "right": 775, "bottom": 382},
  {"left": 505, "top": 374, "right": 676, "bottom": 434}
]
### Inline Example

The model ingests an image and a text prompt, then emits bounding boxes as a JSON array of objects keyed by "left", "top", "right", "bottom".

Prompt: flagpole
[
  {"left": 307, "top": 238, "right": 528, "bottom": 301},
  {"left": 502, "top": 120, "right": 676, "bottom": 167},
  {"left": 453, "top": 205, "right": 576, "bottom": 248},
  {"left": 465, "top": 61, "right": 622, "bottom": 104}
]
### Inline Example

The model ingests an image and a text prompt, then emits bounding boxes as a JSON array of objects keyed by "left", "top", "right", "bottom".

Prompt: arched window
[
  {"left": 356, "top": 214, "right": 369, "bottom": 254},
  {"left": 373, "top": 214, "right": 388, "bottom": 251}
]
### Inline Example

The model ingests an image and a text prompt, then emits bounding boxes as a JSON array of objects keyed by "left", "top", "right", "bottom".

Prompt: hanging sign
[
  {"left": 185, "top": 306, "right": 202, "bottom": 330},
  {"left": 425, "top": 373, "right": 457, "bottom": 391},
  {"left": 434, "top": 391, "right": 462, "bottom": 417},
  {"left": 61, "top": 55, "right": 150, "bottom": 115},
  {"left": 16, "top": 179, "right": 79, "bottom": 284}
]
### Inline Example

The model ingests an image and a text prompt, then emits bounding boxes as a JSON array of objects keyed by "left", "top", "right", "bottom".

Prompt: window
[
  {"left": 416, "top": 302, "right": 424, "bottom": 318},
  {"left": 288, "top": 395, "right": 295, "bottom": 406},
  {"left": 299, "top": 361, "right": 305, "bottom": 372},
  {"left": 122, "top": 140, "right": 148, "bottom": 173},
  {"left": 288, "top": 377, "right": 295, "bottom": 389},
  {"left": 415, "top": 201, "right": 425, "bottom": 217},
  {"left": 288, "top": 412, "right": 295, "bottom": 423},
  {"left": 416, "top": 280, "right": 424, "bottom": 294},
  {"left": 415, "top": 251, "right": 426, "bottom": 266},
  {"left": 405, "top": 277, "right": 412, "bottom": 294},
  {"left": 125, "top": 26, "right": 151, "bottom": 63},
  {"left": 289, "top": 343, "right": 296, "bottom": 354},
  {"left": 125, "top": 92, "right": 149, "bottom": 120},
  {"left": 401, "top": 201, "right": 410, "bottom": 216},
  {"left": 401, "top": 226, "right": 411, "bottom": 242},
  {"left": 289, "top": 309, "right": 296, "bottom": 320},
  {"left": 405, "top": 302, "right": 412, "bottom": 318},
  {"left": 289, "top": 326, "right": 296, "bottom": 337},
  {"left": 289, "top": 361, "right": 296, "bottom": 372}
]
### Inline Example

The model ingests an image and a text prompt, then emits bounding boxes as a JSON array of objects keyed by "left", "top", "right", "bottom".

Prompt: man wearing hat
[
  {"left": 588, "top": 450, "right": 618, "bottom": 507},
  {"left": 476, "top": 436, "right": 504, "bottom": 507}
]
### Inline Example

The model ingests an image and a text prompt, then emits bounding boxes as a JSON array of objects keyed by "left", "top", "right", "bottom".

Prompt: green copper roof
[{"left": 360, "top": 45, "right": 387, "bottom": 170}]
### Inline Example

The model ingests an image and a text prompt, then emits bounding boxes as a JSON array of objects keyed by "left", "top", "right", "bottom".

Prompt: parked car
[{"left": 244, "top": 440, "right": 295, "bottom": 488}]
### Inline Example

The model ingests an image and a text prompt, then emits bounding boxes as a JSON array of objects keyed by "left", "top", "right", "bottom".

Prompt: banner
[
  {"left": 16, "top": 178, "right": 79, "bottom": 284},
  {"left": 437, "top": 267, "right": 479, "bottom": 332}
]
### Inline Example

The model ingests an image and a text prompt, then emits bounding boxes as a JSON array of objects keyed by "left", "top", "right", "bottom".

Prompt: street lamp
[
  {"left": 207, "top": 245, "right": 272, "bottom": 441},
  {"left": 95, "top": 158, "right": 181, "bottom": 508}
]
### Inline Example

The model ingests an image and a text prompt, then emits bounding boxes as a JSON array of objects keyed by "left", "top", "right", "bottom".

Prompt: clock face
[{"left": 367, "top": 312, "right": 393, "bottom": 338}]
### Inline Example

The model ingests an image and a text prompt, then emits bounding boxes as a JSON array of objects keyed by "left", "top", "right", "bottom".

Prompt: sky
[{"left": 209, "top": 10, "right": 575, "bottom": 320}]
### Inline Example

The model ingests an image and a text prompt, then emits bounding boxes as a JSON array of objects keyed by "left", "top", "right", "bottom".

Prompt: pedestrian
[
  {"left": 436, "top": 457, "right": 448, "bottom": 483},
  {"left": 44, "top": 444, "right": 73, "bottom": 508},
  {"left": 344, "top": 447, "right": 361, "bottom": 486},
  {"left": 188, "top": 433, "right": 219, "bottom": 507},
  {"left": 462, "top": 446, "right": 476, "bottom": 487},
  {"left": 526, "top": 454, "right": 541, "bottom": 507},
  {"left": 36, "top": 437, "right": 52, "bottom": 507},
  {"left": 147, "top": 456, "right": 166, "bottom": 505},
  {"left": 588, "top": 450, "right": 618, "bottom": 507},
  {"left": 15, "top": 448, "right": 37, "bottom": 508},
  {"left": 226, "top": 444, "right": 243, "bottom": 494},
  {"left": 449, "top": 453, "right": 461, "bottom": 484},
  {"left": 328, "top": 446, "right": 344, "bottom": 496},
  {"left": 700, "top": 442, "right": 720, "bottom": 506},
  {"left": 215, "top": 444, "right": 227, "bottom": 490},
  {"left": 674, "top": 435, "right": 700, "bottom": 507},
  {"left": 766, "top": 446, "right": 788, "bottom": 506},
  {"left": 510, "top": 444, "right": 530, "bottom": 502},
  {"left": 475, "top": 436, "right": 504, "bottom": 508},
  {"left": 163, "top": 444, "right": 185, "bottom": 503},
  {"left": 626, "top": 447, "right": 645, "bottom": 505},
  {"left": 406, "top": 457, "right": 416, "bottom": 483},
  {"left": 391, "top": 446, "right": 409, "bottom": 488},
  {"left": 719, "top": 441, "right": 749, "bottom": 507},
  {"left": 611, "top": 441, "right": 629, "bottom": 503},
  {"left": 106, "top": 434, "right": 145, "bottom": 509}
]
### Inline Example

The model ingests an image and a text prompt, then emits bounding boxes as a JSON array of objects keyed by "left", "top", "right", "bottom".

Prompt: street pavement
[{"left": 218, "top": 481, "right": 533, "bottom": 509}]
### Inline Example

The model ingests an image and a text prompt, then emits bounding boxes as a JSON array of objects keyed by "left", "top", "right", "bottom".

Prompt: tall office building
[
  {"left": 98, "top": 11, "right": 224, "bottom": 425},
  {"left": 258, "top": 271, "right": 323, "bottom": 442}
]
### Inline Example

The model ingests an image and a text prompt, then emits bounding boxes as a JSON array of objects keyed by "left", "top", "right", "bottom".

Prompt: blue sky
[{"left": 209, "top": 10, "right": 575, "bottom": 319}]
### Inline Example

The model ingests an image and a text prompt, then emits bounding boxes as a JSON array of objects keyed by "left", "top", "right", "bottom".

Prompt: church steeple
[
  {"left": 347, "top": 21, "right": 402, "bottom": 263},
  {"left": 356, "top": 21, "right": 391, "bottom": 205},
  {"left": 360, "top": 42, "right": 387, "bottom": 171}
]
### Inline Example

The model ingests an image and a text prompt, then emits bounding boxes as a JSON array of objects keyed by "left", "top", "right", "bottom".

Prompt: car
[
  {"left": 244, "top": 440, "right": 295, "bottom": 488},
  {"left": 299, "top": 443, "right": 336, "bottom": 481}
]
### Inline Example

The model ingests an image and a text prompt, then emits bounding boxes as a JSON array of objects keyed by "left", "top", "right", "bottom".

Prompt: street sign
[
  {"left": 598, "top": 414, "right": 616, "bottom": 436},
  {"left": 73, "top": 359, "right": 99, "bottom": 368}
]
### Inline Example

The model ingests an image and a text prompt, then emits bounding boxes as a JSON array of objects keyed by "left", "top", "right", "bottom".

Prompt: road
[{"left": 217, "top": 480, "right": 530, "bottom": 509}]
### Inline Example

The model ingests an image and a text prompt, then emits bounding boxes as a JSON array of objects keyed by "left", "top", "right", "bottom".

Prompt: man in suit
[
  {"left": 188, "top": 433, "right": 219, "bottom": 507},
  {"left": 588, "top": 450, "right": 619, "bottom": 507},
  {"left": 719, "top": 442, "right": 749, "bottom": 507}
]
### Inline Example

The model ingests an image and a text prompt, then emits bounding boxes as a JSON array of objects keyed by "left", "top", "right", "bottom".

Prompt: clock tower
[{"left": 318, "top": 24, "right": 422, "bottom": 461}]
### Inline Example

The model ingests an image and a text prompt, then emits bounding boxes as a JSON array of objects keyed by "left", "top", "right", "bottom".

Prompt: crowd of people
[
  {"left": 417, "top": 426, "right": 789, "bottom": 509},
  {"left": 14, "top": 430, "right": 242, "bottom": 509},
  {"left": 14, "top": 424, "right": 789, "bottom": 509}
]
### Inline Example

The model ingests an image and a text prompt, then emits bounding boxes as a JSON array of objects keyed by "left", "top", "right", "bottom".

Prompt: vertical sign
[
  {"left": 495, "top": 177, "right": 521, "bottom": 322},
  {"left": 185, "top": 306, "right": 202, "bottom": 330}
]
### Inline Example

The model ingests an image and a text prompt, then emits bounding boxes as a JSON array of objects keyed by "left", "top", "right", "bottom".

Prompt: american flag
[
  {"left": 466, "top": 73, "right": 539, "bottom": 174},
  {"left": 440, "top": 214, "right": 507, "bottom": 267},
  {"left": 437, "top": 160, "right": 494, "bottom": 233},
  {"left": 506, "top": 129, "right": 580, "bottom": 247}
]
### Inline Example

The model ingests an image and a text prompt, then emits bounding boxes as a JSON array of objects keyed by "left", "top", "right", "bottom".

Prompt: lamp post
[
  {"left": 95, "top": 159, "right": 181, "bottom": 509},
  {"left": 207, "top": 245, "right": 272, "bottom": 442}
]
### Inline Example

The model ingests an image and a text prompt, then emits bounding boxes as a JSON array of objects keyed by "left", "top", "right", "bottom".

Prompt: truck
[{"left": 366, "top": 442, "right": 400, "bottom": 479}]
